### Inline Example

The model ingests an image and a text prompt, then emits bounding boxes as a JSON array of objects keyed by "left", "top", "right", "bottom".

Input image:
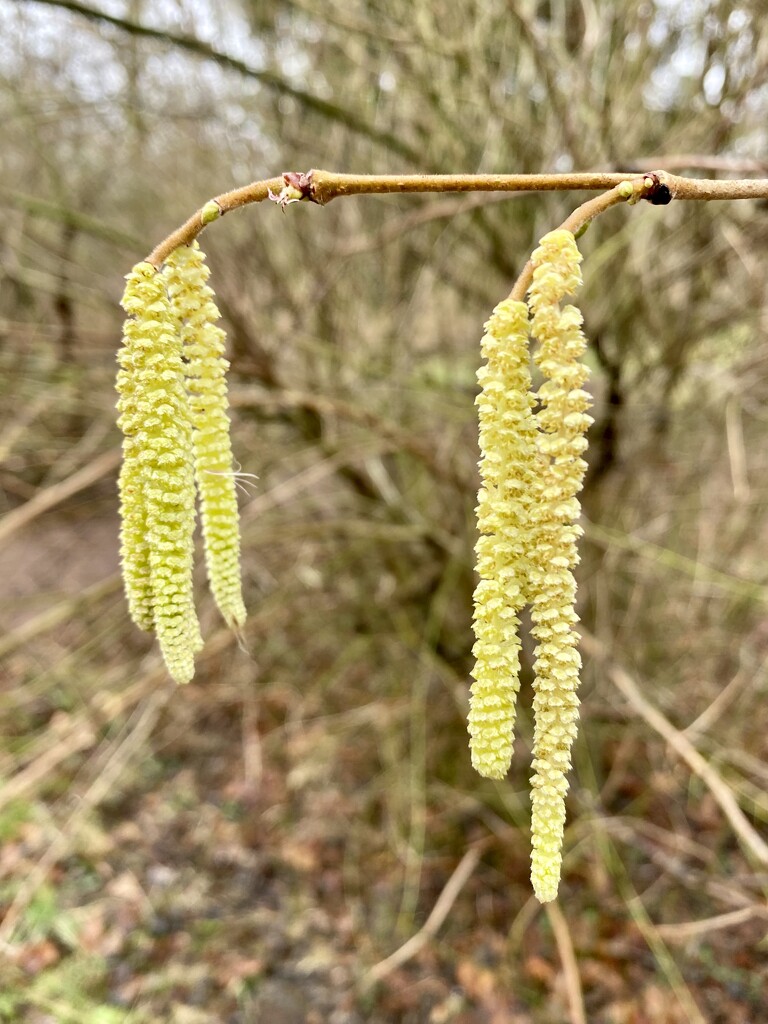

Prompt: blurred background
[{"left": 2, "top": 1, "right": 768, "bottom": 1021}]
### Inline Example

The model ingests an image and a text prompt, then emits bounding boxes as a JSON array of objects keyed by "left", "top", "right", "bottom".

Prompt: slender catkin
[
  {"left": 116, "top": 270, "right": 154, "bottom": 632},
  {"left": 163, "top": 242, "right": 246, "bottom": 629},
  {"left": 117, "top": 262, "right": 202, "bottom": 683},
  {"left": 469, "top": 299, "right": 541, "bottom": 779},
  {"left": 527, "top": 229, "right": 593, "bottom": 902}
]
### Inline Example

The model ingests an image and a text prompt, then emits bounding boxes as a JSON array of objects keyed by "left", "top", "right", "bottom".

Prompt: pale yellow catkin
[
  {"left": 117, "top": 262, "right": 202, "bottom": 684},
  {"left": 469, "top": 299, "right": 540, "bottom": 779},
  {"left": 527, "top": 229, "right": 593, "bottom": 903},
  {"left": 163, "top": 242, "right": 246, "bottom": 629},
  {"left": 116, "top": 294, "right": 154, "bottom": 633}
]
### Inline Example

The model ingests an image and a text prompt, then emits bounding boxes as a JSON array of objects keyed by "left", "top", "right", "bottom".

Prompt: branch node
[
  {"left": 268, "top": 170, "right": 316, "bottom": 210},
  {"left": 641, "top": 170, "right": 673, "bottom": 206}
]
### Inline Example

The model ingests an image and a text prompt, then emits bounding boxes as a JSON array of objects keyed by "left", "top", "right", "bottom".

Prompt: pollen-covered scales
[
  {"left": 528, "top": 230, "right": 593, "bottom": 903},
  {"left": 470, "top": 299, "right": 539, "bottom": 779},
  {"left": 117, "top": 263, "right": 201, "bottom": 683},
  {"left": 164, "top": 242, "right": 246, "bottom": 629},
  {"left": 469, "top": 228, "right": 592, "bottom": 903},
  {"left": 116, "top": 244, "right": 245, "bottom": 683}
]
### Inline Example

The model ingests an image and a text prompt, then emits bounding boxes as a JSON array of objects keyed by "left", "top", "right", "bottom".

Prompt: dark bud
[
  {"left": 641, "top": 171, "right": 673, "bottom": 206},
  {"left": 648, "top": 184, "right": 672, "bottom": 205}
]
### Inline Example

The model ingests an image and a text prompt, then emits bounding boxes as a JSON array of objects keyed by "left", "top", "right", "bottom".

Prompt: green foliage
[
  {"left": 0, "top": 799, "right": 32, "bottom": 843},
  {"left": 21, "top": 883, "right": 78, "bottom": 947},
  {"left": 5, "top": 954, "right": 140, "bottom": 1024}
]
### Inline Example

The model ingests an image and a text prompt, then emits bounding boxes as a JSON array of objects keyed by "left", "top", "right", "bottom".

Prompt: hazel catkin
[
  {"left": 163, "top": 242, "right": 246, "bottom": 630},
  {"left": 117, "top": 262, "right": 202, "bottom": 683},
  {"left": 469, "top": 299, "right": 540, "bottom": 779},
  {"left": 527, "top": 229, "right": 593, "bottom": 903}
]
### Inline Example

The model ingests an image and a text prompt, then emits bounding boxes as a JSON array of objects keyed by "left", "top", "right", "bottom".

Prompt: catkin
[
  {"left": 469, "top": 227, "right": 593, "bottom": 903},
  {"left": 163, "top": 242, "right": 246, "bottom": 629},
  {"left": 527, "top": 229, "right": 593, "bottom": 903},
  {"left": 469, "top": 299, "right": 540, "bottom": 779},
  {"left": 117, "top": 262, "right": 202, "bottom": 683},
  {"left": 117, "top": 241, "right": 247, "bottom": 684},
  {"left": 116, "top": 269, "right": 155, "bottom": 632}
]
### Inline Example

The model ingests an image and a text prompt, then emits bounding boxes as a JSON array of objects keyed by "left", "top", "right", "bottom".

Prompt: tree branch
[
  {"left": 21, "top": 0, "right": 422, "bottom": 164},
  {"left": 144, "top": 168, "right": 768, "bottom": 267}
]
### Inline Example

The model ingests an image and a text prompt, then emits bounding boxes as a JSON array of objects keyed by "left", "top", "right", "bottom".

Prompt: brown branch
[
  {"left": 145, "top": 168, "right": 768, "bottom": 267},
  {"left": 146, "top": 177, "right": 285, "bottom": 265},
  {"left": 308, "top": 170, "right": 631, "bottom": 204}
]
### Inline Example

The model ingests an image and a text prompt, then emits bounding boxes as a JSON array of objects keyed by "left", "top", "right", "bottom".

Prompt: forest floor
[{"left": 2, "top": 509, "right": 767, "bottom": 1024}]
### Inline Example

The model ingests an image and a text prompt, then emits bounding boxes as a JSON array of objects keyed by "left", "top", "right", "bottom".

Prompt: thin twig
[
  {"left": 546, "top": 902, "right": 587, "bottom": 1024},
  {"left": 509, "top": 180, "right": 639, "bottom": 300},
  {"left": 581, "top": 631, "right": 768, "bottom": 867},
  {"left": 308, "top": 170, "right": 629, "bottom": 203},
  {"left": 144, "top": 168, "right": 768, "bottom": 266},
  {"left": 0, "top": 449, "right": 120, "bottom": 547},
  {"left": 654, "top": 906, "right": 768, "bottom": 943},
  {"left": 360, "top": 846, "right": 482, "bottom": 990}
]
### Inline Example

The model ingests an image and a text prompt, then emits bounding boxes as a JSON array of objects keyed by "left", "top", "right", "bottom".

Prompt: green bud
[{"left": 201, "top": 200, "right": 222, "bottom": 225}]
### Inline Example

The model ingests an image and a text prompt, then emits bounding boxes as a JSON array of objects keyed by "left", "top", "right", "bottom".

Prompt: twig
[
  {"left": 0, "top": 449, "right": 120, "bottom": 547},
  {"left": 360, "top": 846, "right": 482, "bottom": 990},
  {"left": 581, "top": 631, "right": 768, "bottom": 867},
  {"left": 308, "top": 170, "right": 627, "bottom": 203},
  {"left": 654, "top": 905, "right": 768, "bottom": 943},
  {"left": 546, "top": 901, "right": 587, "bottom": 1024},
  {"left": 509, "top": 180, "right": 638, "bottom": 300},
  {"left": 145, "top": 167, "right": 768, "bottom": 266}
]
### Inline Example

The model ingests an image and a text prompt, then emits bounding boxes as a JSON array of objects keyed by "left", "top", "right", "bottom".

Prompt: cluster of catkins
[
  {"left": 469, "top": 229, "right": 592, "bottom": 903},
  {"left": 116, "top": 222, "right": 588, "bottom": 900},
  {"left": 117, "top": 242, "right": 245, "bottom": 683}
]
